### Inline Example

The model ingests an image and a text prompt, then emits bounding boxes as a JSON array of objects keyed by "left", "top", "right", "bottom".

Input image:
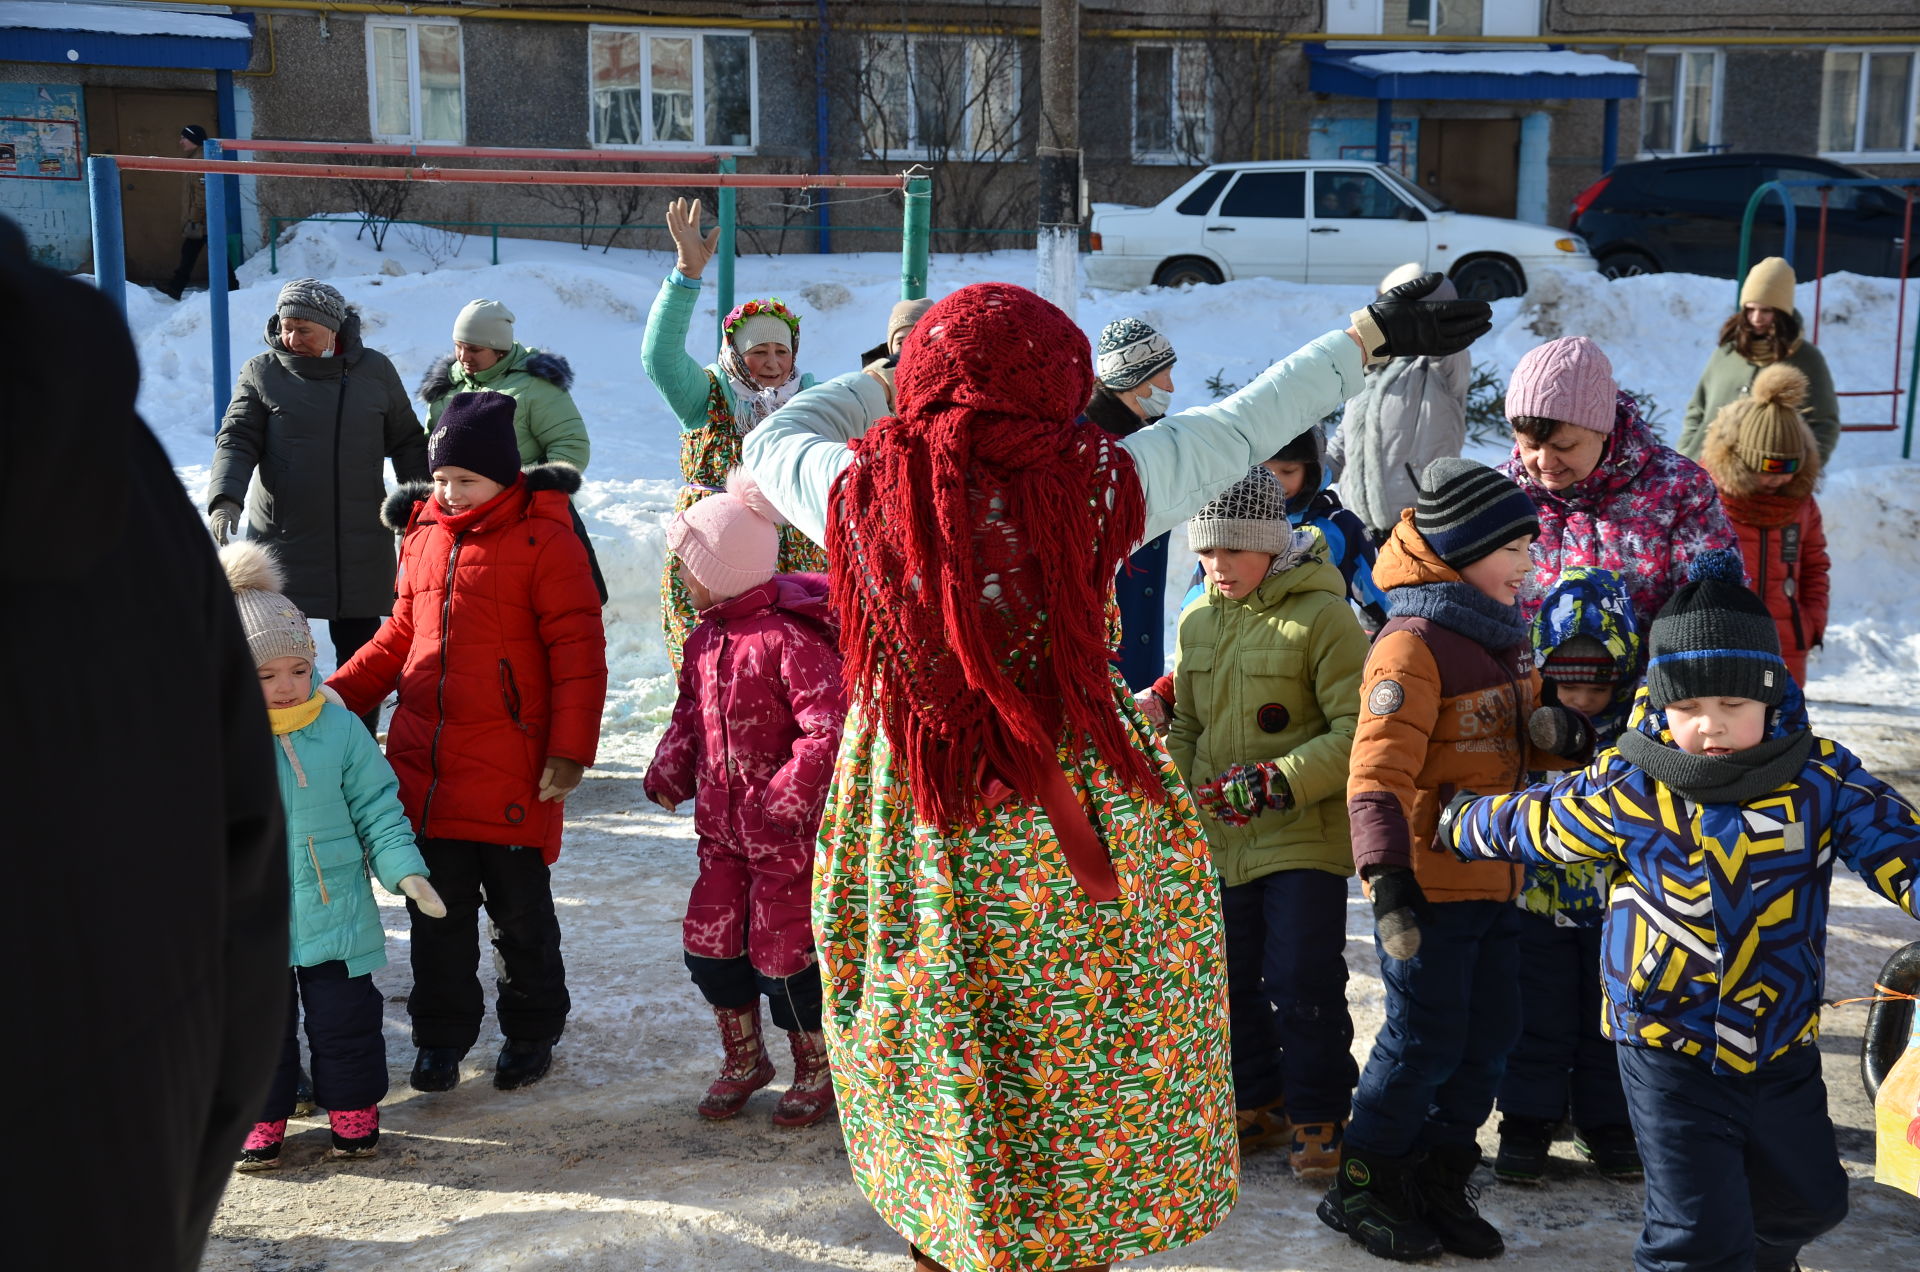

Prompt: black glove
[
  {"left": 1368, "top": 865, "right": 1434, "bottom": 961},
  {"left": 1529, "top": 679, "right": 1596, "bottom": 761},
  {"left": 1353, "top": 270, "right": 1493, "bottom": 362},
  {"left": 1435, "top": 788, "right": 1481, "bottom": 847}
]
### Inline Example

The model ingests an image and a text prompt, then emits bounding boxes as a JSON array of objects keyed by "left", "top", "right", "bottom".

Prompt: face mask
[{"left": 1139, "top": 384, "right": 1171, "bottom": 420}]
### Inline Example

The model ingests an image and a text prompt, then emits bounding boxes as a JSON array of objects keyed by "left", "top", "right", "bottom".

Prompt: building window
[
  {"left": 1332, "top": 0, "right": 1540, "bottom": 38},
  {"left": 1820, "top": 49, "right": 1918, "bottom": 156},
  {"left": 366, "top": 19, "right": 464, "bottom": 144},
  {"left": 590, "top": 27, "right": 756, "bottom": 149},
  {"left": 1640, "top": 50, "right": 1722, "bottom": 156},
  {"left": 857, "top": 36, "right": 1020, "bottom": 161},
  {"left": 1132, "top": 44, "right": 1211, "bottom": 164}
]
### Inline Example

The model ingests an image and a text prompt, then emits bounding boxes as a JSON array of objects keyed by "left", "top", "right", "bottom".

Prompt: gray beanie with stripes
[{"left": 1413, "top": 457, "right": 1540, "bottom": 572}]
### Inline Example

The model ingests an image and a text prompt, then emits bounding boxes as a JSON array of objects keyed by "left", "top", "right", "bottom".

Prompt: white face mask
[{"left": 1139, "top": 384, "right": 1172, "bottom": 420}]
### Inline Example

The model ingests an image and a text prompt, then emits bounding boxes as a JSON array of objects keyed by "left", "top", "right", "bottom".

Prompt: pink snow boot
[
  {"left": 699, "top": 1004, "right": 775, "bottom": 1120},
  {"left": 771, "top": 1029, "right": 837, "bottom": 1128},
  {"left": 236, "top": 1119, "right": 287, "bottom": 1171},
  {"left": 326, "top": 1105, "right": 380, "bottom": 1160}
]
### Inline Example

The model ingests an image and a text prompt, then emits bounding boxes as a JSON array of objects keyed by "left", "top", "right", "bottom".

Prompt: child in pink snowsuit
[{"left": 644, "top": 468, "right": 847, "bottom": 1128}]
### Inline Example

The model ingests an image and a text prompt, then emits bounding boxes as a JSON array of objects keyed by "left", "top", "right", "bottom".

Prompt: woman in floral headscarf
[
  {"left": 642, "top": 197, "right": 822, "bottom": 664},
  {"left": 744, "top": 279, "right": 1489, "bottom": 1272}
]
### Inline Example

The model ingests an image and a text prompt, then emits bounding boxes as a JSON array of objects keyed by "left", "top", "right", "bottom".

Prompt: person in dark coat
[
  {"left": 0, "top": 215, "right": 288, "bottom": 1270},
  {"left": 208, "top": 278, "right": 430, "bottom": 681},
  {"left": 162, "top": 123, "right": 238, "bottom": 300}
]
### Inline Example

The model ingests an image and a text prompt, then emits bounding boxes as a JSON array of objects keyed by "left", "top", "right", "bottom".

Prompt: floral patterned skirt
[{"left": 814, "top": 694, "right": 1237, "bottom": 1271}]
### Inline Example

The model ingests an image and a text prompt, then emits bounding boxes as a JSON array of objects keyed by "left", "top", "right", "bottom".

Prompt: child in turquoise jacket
[{"left": 223, "top": 543, "right": 445, "bottom": 1170}]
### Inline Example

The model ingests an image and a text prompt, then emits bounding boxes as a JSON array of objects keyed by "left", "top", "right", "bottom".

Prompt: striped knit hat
[
  {"left": 1412, "top": 457, "right": 1540, "bottom": 572},
  {"left": 1189, "top": 466, "right": 1290, "bottom": 556},
  {"left": 1646, "top": 549, "right": 1785, "bottom": 708}
]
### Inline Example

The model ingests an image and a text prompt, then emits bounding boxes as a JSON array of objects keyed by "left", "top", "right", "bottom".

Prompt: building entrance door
[
  {"left": 84, "top": 87, "right": 218, "bottom": 283},
  {"left": 1418, "top": 118, "right": 1521, "bottom": 220}
]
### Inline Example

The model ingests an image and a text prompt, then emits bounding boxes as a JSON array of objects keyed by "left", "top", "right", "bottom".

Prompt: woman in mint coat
[{"left": 642, "top": 197, "right": 819, "bottom": 665}]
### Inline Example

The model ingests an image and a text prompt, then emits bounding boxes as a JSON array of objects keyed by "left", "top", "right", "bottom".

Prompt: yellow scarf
[{"left": 267, "top": 690, "right": 326, "bottom": 736}]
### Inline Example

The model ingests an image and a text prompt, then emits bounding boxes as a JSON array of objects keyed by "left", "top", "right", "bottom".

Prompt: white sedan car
[{"left": 1086, "top": 161, "right": 1596, "bottom": 299}]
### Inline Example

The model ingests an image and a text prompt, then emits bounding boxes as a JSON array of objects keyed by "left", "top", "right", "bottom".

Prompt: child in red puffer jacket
[
  {"left": 1700, "top": 362, "right": 1830, "bottom": 685},
  {"left": 330, "top": 390, "right": 606, "bottom": 1097},
  {"left": 645, "top": 468, "right": 847, "bottom": 1129}
]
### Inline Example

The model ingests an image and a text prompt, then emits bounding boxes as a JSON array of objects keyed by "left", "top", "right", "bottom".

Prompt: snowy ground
[{"left": 126, "top": 221, "right": 1920, "bottom": 1268}]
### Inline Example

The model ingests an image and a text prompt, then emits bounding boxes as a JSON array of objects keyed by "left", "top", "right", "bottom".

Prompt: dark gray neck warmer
[
  {"left": 1388, "top": 581, "right": 1529, "bottom": 650},
  {"left": 1616, "top": 726, "right": 1814, "bottom": 805}
]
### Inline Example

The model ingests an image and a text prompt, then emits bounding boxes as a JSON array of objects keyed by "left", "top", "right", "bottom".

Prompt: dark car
[{"left": 1569, "top": 153, "right": 1916, "bottom": 280}]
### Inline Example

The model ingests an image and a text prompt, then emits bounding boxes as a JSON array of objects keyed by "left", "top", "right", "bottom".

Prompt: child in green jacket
[
  {"left": 223, "top": 543, "right": 445, "bottom": 1170},
  {"left": 1168, "top": 466, "right": 1369, "bottom": 1180}
]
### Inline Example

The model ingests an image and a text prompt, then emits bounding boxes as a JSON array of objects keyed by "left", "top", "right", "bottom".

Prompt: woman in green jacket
[
  {"left": 641, "top": 197, "right": 819, "bottom": 665},
  {"left": 1167, "top": 468, "right": 1369, "bottom": 1181},
  {"left": 1677, "top": 257, "right": 1839, "bottom": 464},
  {"left": 419, "top": 298, "right": 590, "bottom": 472}
]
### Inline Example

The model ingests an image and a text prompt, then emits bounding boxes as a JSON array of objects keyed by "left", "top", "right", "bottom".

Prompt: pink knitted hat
[
  {"left": 667, "top": 468, "right": 784, "bottom": 602},
  {"left": 1505, "top": 336, "right": 1618, "bottom": 434}
]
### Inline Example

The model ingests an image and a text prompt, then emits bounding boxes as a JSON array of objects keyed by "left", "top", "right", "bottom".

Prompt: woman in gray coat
[
  {"left": 1327, "top": 263, "right": 1471, "bottom": 542},
  {"left": 207, "top": 278, "right": 429, "bottom": 674}
]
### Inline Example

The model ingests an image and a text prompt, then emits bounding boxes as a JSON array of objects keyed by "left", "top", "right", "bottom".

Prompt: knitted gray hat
[
  {"left": 1413, "top": 457, "right": 1540, "bottom": 572},
  {"left": 452, "top": 298, "right": 515, "bottom": 351},
  {"left": 1096, "top": 317, "right": 1177, "bottom": 391},
  {"left": 220, "top": 542, "right": 317, "bottom": 667},
  {"left": 1189, "top": 467, "right": 1290, "bottom": 555},
  {"left": 276, "top": 277, "right": 347, "bottom": 332},
  {"left": 1645, "top": 549, "right": 1785, "bottom": 708}
]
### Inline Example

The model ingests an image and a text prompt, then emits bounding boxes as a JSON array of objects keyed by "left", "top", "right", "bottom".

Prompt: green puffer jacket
[
  {"left": 418, "top": 343, "right": 591, "bottom": 472},
  {"left": 277, "top": 697, "right": 429, "bottom": 976},
  {"left": 1168, "top": 534, "right": 1369, "bottom": 886},
  {"left": 1677, "top": 331, "right": 1839, "bottom": 464}
]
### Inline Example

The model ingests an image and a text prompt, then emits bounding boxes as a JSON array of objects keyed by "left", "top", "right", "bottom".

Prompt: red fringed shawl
[{"left": 826, "top": 283, "right": 1164, "bottom": 830}]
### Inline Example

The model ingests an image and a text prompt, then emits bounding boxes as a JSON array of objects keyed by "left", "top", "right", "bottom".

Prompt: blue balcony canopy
[{"left": 0, "top": 1, "right": 252, "bottom": 70}]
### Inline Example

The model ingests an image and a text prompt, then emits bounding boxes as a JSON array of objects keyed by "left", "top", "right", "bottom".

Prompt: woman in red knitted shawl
[{"left": 742, "top": 281, "right": 1486, "bottom": 1272}]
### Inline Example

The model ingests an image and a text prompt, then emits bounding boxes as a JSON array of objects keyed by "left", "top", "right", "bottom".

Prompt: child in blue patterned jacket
[{"left": 1444, "top": 551, "right": 1920, "bottom": 1272}]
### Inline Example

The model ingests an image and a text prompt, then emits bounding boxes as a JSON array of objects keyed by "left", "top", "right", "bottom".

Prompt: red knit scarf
[
  {"left": 1719, "top": 488, "right": 1804, "bottom": 530},
  {"left": 826, "top": 283, "right": 1161, "bottom": 830}
]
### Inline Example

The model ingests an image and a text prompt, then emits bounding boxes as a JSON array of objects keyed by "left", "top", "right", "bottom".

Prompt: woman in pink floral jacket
[
  {"left": 1499, "top": 336, "right": 1737, "bottom": 637},
  {"left": 644, "top": 471, "right": 848, "bottom": 1129}
]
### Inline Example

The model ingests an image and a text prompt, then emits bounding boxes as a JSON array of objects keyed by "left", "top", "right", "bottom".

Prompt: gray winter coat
[
  {"left": 209, "top": 311, "right": 429, "bottom": 619},
  {"left": 1327, "top": 350, "right": 1470, "bottom": 538}
]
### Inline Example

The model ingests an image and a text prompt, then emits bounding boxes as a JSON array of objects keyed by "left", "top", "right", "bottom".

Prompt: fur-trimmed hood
[
  {"left": 417, "top": 344, "right": 574, "bottom": 403},
  {"left": 381, "top": 462, "right": 583, "bottom": 533}
]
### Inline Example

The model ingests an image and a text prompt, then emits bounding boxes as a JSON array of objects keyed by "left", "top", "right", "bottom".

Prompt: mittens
[
  {"left": 1193, "top": 762, "right": 1293, "bottom": 827},
  {"left": 208, "top": 498, "right": 240, "bottom": 546},
  {"left": 1530, "top": 680, "right": 1596, "bottom": 761},
  {"left": 1368, "top": 865, "right": 1434, "bottom": 960},
  {"left": 1350, "top": 270, "right": 1493, "bottom": 365},
  {"left": 399, "top": 874, "right": 447, "bottom": 919},
  {"left": 1132, "top": 676, "right": 1175, "bottom": 731}
]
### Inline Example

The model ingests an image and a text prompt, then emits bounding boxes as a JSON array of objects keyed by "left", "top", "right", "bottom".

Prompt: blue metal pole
[
  {"left": 814, "top": 0, "right": 832, "bottom": 254},
  {"left": 1375, "top": 98, "right": 1393, "bottom": 166},
  {"left": 1602, "top": 98, "right": 1620, "bottom": 174},
  {"left": 86, "top": 155, "right": 127, "bottom": 316},
  {"left": 205, "top": 140, "right": 234, "bottom": 426}
]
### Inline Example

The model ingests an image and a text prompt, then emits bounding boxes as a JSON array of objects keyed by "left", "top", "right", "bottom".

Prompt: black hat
[
  {"left": 1412, "top": 457, "right": 1540, "bottom": 572},
  {"left": 429, "top": 391, "right": 523, "bottom": 488},
  {"left": 1645, "top": 549, "right": 1785, "bottom": 708},
  {"left": 181, "top": 124, "right": 208, "bottom": 145}
]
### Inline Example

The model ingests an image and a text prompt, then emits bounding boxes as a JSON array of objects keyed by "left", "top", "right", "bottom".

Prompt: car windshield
[{"left": 1380, "top": 168, "right": 1450, "bottom": 212}]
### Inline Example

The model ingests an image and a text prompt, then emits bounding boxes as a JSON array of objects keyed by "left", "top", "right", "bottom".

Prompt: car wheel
[
  {"left": 1598, "top": 249, "right": 1660, "bottom": 280},
  {"left": 1153, "top": 257, "right": 1223, "bottom": 288},
  {"left": 1450, "top": 257, "right": 1526, "bottom": 301}
]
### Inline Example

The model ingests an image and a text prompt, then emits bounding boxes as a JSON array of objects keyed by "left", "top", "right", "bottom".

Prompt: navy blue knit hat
[
  {"left": 1646, "top": 549, "right": 1785, "bottom": 708},
  {"left": 429, "top": 391, "right": 522, "bottom": 488},
  {"left": 1413, "top": 457, "right": 1540, "bottom": 572}
]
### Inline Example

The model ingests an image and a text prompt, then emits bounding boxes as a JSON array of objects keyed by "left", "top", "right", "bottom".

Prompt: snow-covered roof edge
[
  {"left": 1349, "top": 51, "right": 1640, "bottom": 77},
  {"left": 0, "top": 2, "right": 250, "bottom": 40}
]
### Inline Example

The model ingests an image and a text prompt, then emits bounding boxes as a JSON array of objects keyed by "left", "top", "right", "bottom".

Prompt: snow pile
[{"left": 130, "top": 218, "right": 1919, "bottom": 729}]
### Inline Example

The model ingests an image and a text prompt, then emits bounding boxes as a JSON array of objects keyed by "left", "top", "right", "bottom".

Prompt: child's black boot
[
  {"left": 1414, "top": 1142, "right": 1504, "bottom": 1259},
  {"left": 495, "top": 1037, "right": 557, "bottom": 1090},
  {"left": 1317, "top": 1147, "right": 1443, "bottom": 1262},
  {"left": 410, "top": 1045, "right": 466, "bottom": 1093},
  {"left": 1493, "top": 1114, "right": 1556, "bottom": 1184},
  {"left": 1574, "top": 1123, "right": 1643, "bottom": 1181}
]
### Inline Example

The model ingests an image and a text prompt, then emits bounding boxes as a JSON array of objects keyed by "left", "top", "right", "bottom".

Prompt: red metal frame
[
  {"left": 213, "top": 139, "right": 718, "bottom": 164},
  {"left": 107, "top": 154, "right": 904, "bottom": 190},
  {"left": 1800, "top": 185, "right": 1913, "bottom": 433}
]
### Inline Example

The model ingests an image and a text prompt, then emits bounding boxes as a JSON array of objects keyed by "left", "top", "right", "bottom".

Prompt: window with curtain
[
  {"left": 366, "top": 20, "right": 463, "bottom": 144},
  {"left": 1132, "top": 43, "right": 1211, "bottom": 164},
  {"left": 589, "top": 28, "right": 757, "bottom": 149},
  {"left": 857, "top": 36, "right": 1021, "bottom": 161},
  {"left": 1821, "top": 49, "right": 1919, "bottom": 154},
  {"left": 1640, "top": 50, "right": 1721, "bottom": 156}
]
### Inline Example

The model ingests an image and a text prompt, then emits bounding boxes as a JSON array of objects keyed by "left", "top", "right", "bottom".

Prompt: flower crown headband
[{"left": 722, "top": 297, "right": 800, "bottom": 337}]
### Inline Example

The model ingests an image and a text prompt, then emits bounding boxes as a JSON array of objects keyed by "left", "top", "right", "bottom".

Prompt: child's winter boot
[
  {"left": 293, "top": 1067, "right": 318, "bottom": 1117},
  {"left": 326, "top": 1105, "right": 379, "bottom": 1160},
  {"left": 1235, "top": 1097, "right": 1291, "bottom": 1154},
  {"left": 699, "top": 1003, "right": 775, "bottom": 1120},
  {"left": 1413, "top": 1142, "right": 1504, "bottom": 1259},
  {"left": 410, "top": 1045, "right": 466, "bottom": 1093},
  {"left": 1493, "top": 1114, "right": 1555, "bottom": 1184},
  {"left": 771, "top": 1030, "right": 837, "bottom": 1127},
  {"left": 1317, "top": 1146, "right": 1443, "bottom": 1261},
  {"left": 495, "top": 1037, "right": 558, "bottom": 1091},
  {"left": 236, "top": 1119, "right": 287, "bottom": 1171},
  {"left": 1573, "top": 1123, "right": 1643, "bottom": 1181},
  {"left": 1289, "top": 1117, "right": 1346, "bottom": 1181}
]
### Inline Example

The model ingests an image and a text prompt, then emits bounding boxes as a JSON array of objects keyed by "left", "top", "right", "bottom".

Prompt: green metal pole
[
  {"left": 269, "top": 217, "right": 279, "bottom": 275},
  {"left": 901, "top": 174, "right": 931, "bottom": 300},
  {"left": 716, "top": 155, "right": 737, "bottom": 352},
  {"left": 492, "top": 225, "right": 499, "bottom": 266}
]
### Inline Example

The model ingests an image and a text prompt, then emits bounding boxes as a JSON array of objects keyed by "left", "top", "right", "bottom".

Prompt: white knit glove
[{"left": 399, "top": 874, "right": 446, "bottom": 919}]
